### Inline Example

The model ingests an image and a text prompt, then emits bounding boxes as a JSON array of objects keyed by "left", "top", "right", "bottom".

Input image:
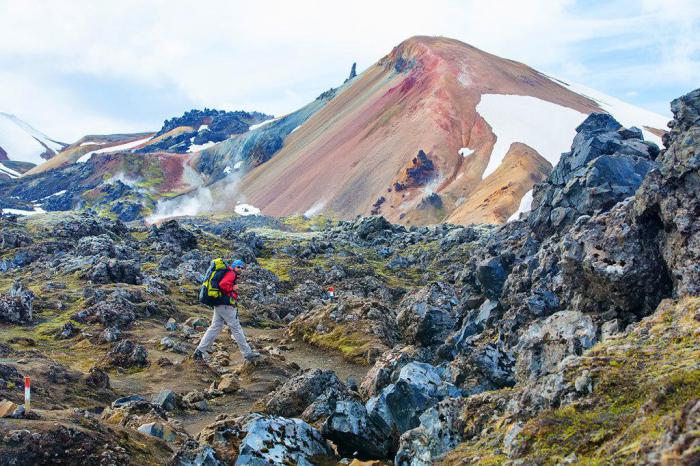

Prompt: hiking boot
[
  {"left": 192, "top": 349, "right": 209, "bottom": 362},
  {"left": 244, "top": 351, "right": 262, "bottom": 362}
]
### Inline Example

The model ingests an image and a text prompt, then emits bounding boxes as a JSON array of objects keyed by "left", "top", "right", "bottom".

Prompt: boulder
[
  {"left": 354, "top": 216, "right": 392, "bottom": 241},
  {"left": 84, "top": 367, "right": 110, "bottom": 389},
  {"left": 322, "top": 398, "right": 393, "bottom": 459},
  {"left": 635, "top": 88, "right": 700, "bottom": 296},
  {"left": 170, "top": 439, "right": 221, "bottom": 466},
  {"left": 475, "top": 257, "right": 507, "bottom": 300},
  {"left": 261, "top": 369, "right": 347, "bottom": 417},
  {"left": 197, "top": 413, "right": 335, "bottom": 465},
  {"left": 0, "top": 281, "right": 34, "bottom": 325},
  {"left": 137, "top": 422, "right": 177, "bottom": 442},
  {"left": 149, "top": 220, "right": 197, "bottom": 253},
  {"left": 366, "top": 362, "right": 461, "bottom": 448},
  {"left": 85, "top": 258, "right": 143, "bottom": 285},
  {"left": 395, "top": 397, "right": 466, "bottom": 466},
  {"left": 514, "top": 310, "right": 596, "bottom": 382},
  {"left": 152, "top": 389, "right": 177, "bottom": 411},
  {"left": 217, "top": 374, "right": 240, "bottom": 394},
  {"left": 103, "top": 340, "right": 148, "bottom": 369},
  {"left": 396, "top": 282, "right": 459, "bottom": 347},
  {"left": 0, "top": 399, "right": 23, "bottom": 418},
  {"left": 360, "top": 345, "right": 430, "bottom": 399}
]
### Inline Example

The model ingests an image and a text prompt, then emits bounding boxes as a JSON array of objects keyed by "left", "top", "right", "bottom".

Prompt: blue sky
[{"left": 0, "top": 0, "right": 698, "bottom": 141}]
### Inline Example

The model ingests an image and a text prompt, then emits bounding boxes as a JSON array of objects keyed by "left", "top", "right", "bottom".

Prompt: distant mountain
[
  {"left": 0, "top": 112, "right": 67, "bottom": 178},
  {"left": 1, "top": 36, "right": 669, "bottom": 224}
]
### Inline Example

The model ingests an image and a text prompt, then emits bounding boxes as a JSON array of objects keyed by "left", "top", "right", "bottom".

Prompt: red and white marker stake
[
  {"left": 24, "top": 376, "right": 30, "bottom": 412},
  {"left": 328, "top": 287, "right": 335, "bottom": 301}
]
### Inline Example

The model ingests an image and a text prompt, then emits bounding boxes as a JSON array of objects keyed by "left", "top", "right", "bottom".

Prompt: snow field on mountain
[
  {"left": 0, "top": 113, "right": 63, "bottom": 164},
  {"left": 76, "top": 136, "right": 153, "bottom": 163},
  {"left": 476, "top": 94, "right": 587, "bottom": 179}
]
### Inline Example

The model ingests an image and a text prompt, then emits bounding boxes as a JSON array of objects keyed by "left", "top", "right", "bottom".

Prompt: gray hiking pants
[{"left": 196, "top": 305, "right": 252, "bottom": 357}]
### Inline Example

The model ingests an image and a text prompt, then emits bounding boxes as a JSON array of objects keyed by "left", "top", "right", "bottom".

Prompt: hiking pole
[{"left": 24, "top": 376, "right": 30, "bottom": 412}]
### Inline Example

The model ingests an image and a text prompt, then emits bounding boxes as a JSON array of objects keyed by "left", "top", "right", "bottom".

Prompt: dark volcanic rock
[
  {"left": 103, "top": 339, "right": 148, "bottom": 368},
  {"left": 635, "top": 88, "right": 700, "bottom": 296},
  {"left": 197, "top": 413, "right": 335, "bottom": 465},
  {"left": 149, "top": 220, "right": 197, "bottom": 253},
  {"left": 261, "top": 368, "right": 348, "bottom": 418},
  {"left": 85, "top": 259, "right": 143, "bottom": 285},
  {"left": 396, "top": 282, "right": 459, "bottom": 347},
  {"left": 528, "top": 113, "right": 659, "bottom": 237},
  {"left": 0, "top": 281, "right": 34, "bottom": 325},
  {"left": 322, "top": 398, "right": 393, "bottom": 459}
]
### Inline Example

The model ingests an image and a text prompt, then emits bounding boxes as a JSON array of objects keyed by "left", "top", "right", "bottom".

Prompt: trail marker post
[{"left": 24, "top": 376, "right": 30, "bottom": 412}]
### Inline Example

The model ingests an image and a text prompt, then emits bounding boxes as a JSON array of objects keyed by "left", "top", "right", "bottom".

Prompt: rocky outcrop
[
  {"left": 288, "top": 298, "right": 399, "bottom": 364},
  {"left": 102, "top": 340, "right": 148, "bottom": 369},
  {"left": 0, "top": 281, "right": 34, "bottom": 324},
  {"left": 634, "top": 88, "right": 700, "bottom": 296},
  {"left": 85, "top": 258, "right": 143, "bottom": 285},
  {"left": 528, "top": 113, "right": 659, "bottom": 237},
  {"left": 148, "top": 220, "right": 197, "bottom": 253}
]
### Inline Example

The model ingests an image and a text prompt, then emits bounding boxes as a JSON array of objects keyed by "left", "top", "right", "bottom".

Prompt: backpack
[{"left": 199, "top": 258, "right": 230, "bottom": 306}]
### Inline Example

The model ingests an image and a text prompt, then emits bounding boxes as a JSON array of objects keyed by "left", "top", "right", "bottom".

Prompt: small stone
[
  {"left": 152, "top": 390, "right": 177, "bottom": 411},
  {"left": 165, "top": 318, "right": 178, "bottom": 331},
  {"left": 217, "top": 374, "right": 240, "bottom": 394},
  {"left": 0, "top": 399, "right": 19, "bottom": 418},
  {"left": 574, "top": 370, "right": 592, "bottom": 394}
]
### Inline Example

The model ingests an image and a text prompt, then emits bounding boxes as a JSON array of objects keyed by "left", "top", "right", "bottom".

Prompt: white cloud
[{"left": 0, "top": 0, "right": 696, "bottom": 140}]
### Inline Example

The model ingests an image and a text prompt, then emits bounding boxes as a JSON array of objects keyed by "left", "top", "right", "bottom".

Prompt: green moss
[
  {"left": 258, "top": 257, "right": 293, "bottom": 281},
  {"left": 304, "top": 327, "right": 375, "bottom": 365}
]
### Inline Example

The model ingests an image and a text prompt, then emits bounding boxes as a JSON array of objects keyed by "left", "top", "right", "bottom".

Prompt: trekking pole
[{"left": 24, "top": 376, "right": 30, "bottom": 412}]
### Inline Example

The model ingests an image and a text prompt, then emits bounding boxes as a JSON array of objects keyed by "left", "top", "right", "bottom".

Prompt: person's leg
[
  {"left": 196, "top": 307, "right": 225, "bottom": 353},
  {"left": 218, "top": 305, "right": 253, "bottom": 357}
]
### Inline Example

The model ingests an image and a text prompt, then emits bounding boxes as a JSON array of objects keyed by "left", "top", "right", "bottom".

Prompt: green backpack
[{"left": 199, "top": 258, "right": 230, "bottom": 306}]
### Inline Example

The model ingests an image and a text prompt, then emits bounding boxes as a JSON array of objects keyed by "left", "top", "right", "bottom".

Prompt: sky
[{"left": 0, "top": 0, "right": 698, "bottom": 142}]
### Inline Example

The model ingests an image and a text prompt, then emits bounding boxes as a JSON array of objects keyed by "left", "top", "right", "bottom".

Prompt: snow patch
[
  {"left": 507, "top": 188, "right": 533, "bottom": 222},
  {"left": 223, "top": 166, "right": 232, "bottom": 175},
  {"left": 79, "top": 141, "right": 106, "bottom": 147},
  {"left": 198, "top": 124, "right": 209, "bottom": 132},
  {"left": 458, "top": 148, "right": 474, "bottom": 157},
  {"left": 0, "top": 162, "right": 22, "bottom": 178},
  {"left": 477, "top": 94, "right": 587, "bottom": 179},
  {"left": 76, "top": 136, "right": 152, "bottom": 163},
  {"left": 234, "top": 203, "right": 260, "bottom": 216},
  {"left": 248, "top": 117, "right": 279, "bottom": 131},
  {"left": 290, "top": 125, "right": 301, "bottom": 133},
  {"left": 233, "top": 161, "right": 243, "bottom": 170},
  {"left": 187, "top": 141, "right": 217, "bottom": 153},
  {"left": 0, "top": 112, "right": 64, "bottom": 164},
  {"left": 2, "top": 206, "right": 46, "bottom": 216}
]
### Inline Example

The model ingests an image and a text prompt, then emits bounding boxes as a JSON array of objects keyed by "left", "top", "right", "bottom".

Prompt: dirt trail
[{"left": 107, "top": 322, "right": 369, "bottom": 436}]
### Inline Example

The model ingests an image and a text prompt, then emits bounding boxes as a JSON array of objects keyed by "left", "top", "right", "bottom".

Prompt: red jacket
[{"left": 218, "top": 268, "right": 238, "bottom": 301}]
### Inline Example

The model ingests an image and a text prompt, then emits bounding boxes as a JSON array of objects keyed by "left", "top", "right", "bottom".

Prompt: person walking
[{"left": 193, "top": 259, "right": 260, "bottom": 362}]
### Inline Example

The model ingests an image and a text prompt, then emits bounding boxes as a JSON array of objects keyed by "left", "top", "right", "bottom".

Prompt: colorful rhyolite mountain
[
  {"left": 218, "top": 36, "right": 667, "bottom": 224},
  {"left": 7, "top": 36, "right": 668, "bottom": 224},
  {"left": 0, "top": 112, "right": 66, "bottom": 179}
]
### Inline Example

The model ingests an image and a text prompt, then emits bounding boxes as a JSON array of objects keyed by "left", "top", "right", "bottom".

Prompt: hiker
[{"left": 193, "top": 259, "right": 260, "bottom": 362}]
